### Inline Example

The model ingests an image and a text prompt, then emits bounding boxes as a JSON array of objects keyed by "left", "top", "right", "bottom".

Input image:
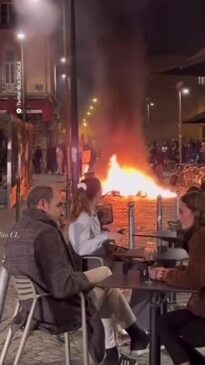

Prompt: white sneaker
[
  {"left": 119, "top": 353, "right": 138, "bottom": 365},
  {"left": 130, "top": 344, "right": 165, "bottom": 357},
  {"left": 130, "top": 345, "right": 149, "bottom": 357}
]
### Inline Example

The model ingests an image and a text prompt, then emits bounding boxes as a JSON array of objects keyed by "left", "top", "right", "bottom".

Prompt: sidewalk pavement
[{"left": 0, "top": 174, "right": 204, "bottom": 364}]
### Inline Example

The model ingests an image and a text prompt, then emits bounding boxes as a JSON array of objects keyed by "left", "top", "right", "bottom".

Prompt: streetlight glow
[
  {"left": 182, "top": 88, "right": 190, "bottom": 95},
  {"left": 61, "top": 74, "right": 66, "bottom": 79},
  {"left": 87, "top": 111, "right": 91, "bottom": 116},
  {"left": 60, "top": 57, "right": 67, "bottom": 64},
  {"left": 150, "top": 102, "right": 155, "bottom": 107},
  {"left": 16, "top": 31, "right": 26, "bottom": 41},
  {"left": 92, "top": 98, "right": 98, "bottom": 103},
  {"left": 89, "top": 106, "right": 94, "bottom": 110},
  {"left": 178, "top": 85, "right": 190, "bottom": 164}
]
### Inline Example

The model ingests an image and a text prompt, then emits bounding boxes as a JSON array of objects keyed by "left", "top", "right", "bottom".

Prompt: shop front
[{"left": 0, "top": 113, "right": 33, "bottom": 208}]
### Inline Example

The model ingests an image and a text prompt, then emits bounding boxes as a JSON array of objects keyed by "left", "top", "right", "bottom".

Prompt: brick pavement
[
  {"left": 0, "top": 280, "right": 177, "bottom": 365},
  {"left": 0, "top": 174, "right": 204, "bottom": 364}
]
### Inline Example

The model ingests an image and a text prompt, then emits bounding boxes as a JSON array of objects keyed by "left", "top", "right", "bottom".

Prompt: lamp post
[
  {"left": 146, "top": 100, "right": 154, "bottom": 125},
  {"left": 177, "top": 82, "right": 190, "bottom": 164},
  {"left": 15, "top": 31, "right": 26, "bottom": 222},
  {"left": 68, "top": 0, "right": 79, "bottom": 193}
]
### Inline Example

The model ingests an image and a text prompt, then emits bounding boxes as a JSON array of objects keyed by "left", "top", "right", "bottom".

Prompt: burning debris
[{"left": 102, "top": 155, "right": 176, "bottom": 199}]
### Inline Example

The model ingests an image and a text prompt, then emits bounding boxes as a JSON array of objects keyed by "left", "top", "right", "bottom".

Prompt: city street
[{"left": 0, "top": 0, "right": 205, "bottom": 363}]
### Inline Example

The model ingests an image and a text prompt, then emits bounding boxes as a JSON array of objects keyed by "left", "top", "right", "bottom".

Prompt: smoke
[
  {"left": 86, "top": 1, "right": 151, "bottom": 177},
  {"left": 14, "top": 0, "right": 60, "bottom": 35}
]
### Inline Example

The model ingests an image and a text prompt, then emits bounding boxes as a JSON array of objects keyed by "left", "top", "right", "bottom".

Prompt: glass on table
[{"left": 143, "top": 241, "right": 157, "bottom": 283}]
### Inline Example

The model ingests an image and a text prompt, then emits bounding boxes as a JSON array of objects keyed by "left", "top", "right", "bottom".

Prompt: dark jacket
[
  {"left": 164, "top": 226, "right": 205, "bottom": 318},
  {"left": 5, "top": 208, "right": 105, "bottom": 362}
]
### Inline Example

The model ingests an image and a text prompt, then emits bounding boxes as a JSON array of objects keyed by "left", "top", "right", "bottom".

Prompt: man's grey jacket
[{"left": 5, "top": 208, "right": 105, "bottom": 362}]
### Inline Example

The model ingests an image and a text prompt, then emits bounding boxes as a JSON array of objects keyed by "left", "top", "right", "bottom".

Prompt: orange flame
[{"left": 102, "top": 155, "right": 176, "bottom": 199}]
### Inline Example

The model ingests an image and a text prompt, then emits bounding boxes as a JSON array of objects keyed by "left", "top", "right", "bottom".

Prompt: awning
[
  {"left": 25, "top": 99, "right": 53, "bottom": 121},
  {"left": 0, "top": 98, "right": 53, "bottom": 122},
  {"left": 158, "top": 48, "right": 205, "bottom": 77},
  {"left": 183, "top": 111, "right": 205, "bottom": 124}
]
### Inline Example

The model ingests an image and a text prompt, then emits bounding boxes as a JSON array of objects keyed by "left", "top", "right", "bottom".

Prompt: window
[
  {"left": 2, "top": 49, "right": 16, "bottom": 93},
  {"left": 198, "top": 77, "right": 205, "bottom": 85},
  {"left": 4, "top": 49, "right": 16, "bottom": 84},
  {"left": 0, "top": 2, "right": 15, "bottom": 27}
]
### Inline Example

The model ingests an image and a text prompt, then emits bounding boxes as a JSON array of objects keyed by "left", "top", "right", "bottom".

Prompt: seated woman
[
  {"left": 69, "top": 177, "right": 148, "bottom": 363},
  {"left": 69, "top": 177, "right": 151, "bottom": 343},
  {"left": 150, "top": 190, "right": 205, "bottom": 365},
  {"left": 69, "top": 177, "right": 123, "bottom": 257}
]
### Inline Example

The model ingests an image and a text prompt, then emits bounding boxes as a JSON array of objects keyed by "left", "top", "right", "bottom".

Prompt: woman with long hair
[
  {"left": 68, "top": 177, "right": 148, "bottom": 364},
  {"left": 150, "top": 191, "right": 205, "bottom": 365},
  {"left": 69, "top": 177, "right": 122, "bottom": 256}
]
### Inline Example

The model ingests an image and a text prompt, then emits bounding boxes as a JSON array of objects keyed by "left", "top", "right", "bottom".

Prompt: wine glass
[{"left": 143, "top": 242, "right": 157, "bottom": 283}]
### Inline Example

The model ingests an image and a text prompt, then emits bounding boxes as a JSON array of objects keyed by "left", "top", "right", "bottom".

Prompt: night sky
[{"left": 75, "top": 0, "right": 205, "bottom": 107}]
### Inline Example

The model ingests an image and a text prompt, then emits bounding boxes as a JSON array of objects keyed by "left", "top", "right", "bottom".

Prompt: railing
[{"left": 128, "top": 194, "right": 179, "bottom": 249}]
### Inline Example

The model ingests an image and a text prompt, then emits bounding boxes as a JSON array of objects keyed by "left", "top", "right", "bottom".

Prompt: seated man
[{"left": 5, "top": 186, "right": 148, "bottom": 365}]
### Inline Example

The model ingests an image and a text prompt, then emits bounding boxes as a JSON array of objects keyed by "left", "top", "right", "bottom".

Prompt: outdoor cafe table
[
  {"left": 133, "top": 230, "right": 179, "bottom": 246},
  {"left": 111, "top": 247, "right": 188, "bottom": 264},
  {"left": 98, "top": 271, "right": 196, "bottom": 365}
]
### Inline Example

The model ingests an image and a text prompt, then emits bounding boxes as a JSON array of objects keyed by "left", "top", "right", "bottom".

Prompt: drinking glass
[{"left": 143, "top": 242, "right": 157, "bottom": 283}]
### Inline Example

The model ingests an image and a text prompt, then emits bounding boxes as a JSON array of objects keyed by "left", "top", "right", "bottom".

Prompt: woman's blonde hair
[
  {"left": 70, "top": 177, "right": 101, "bottom": 222},
  {"left": 181, "top": 191, "right": 205, "bottom": 228}
]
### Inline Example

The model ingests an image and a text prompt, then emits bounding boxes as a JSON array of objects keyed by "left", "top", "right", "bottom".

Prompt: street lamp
[
  {"left": 60, "top": 57, "right": 67, "bottom": 64},
  {"left": 16, "top": 31, "right": 25, "bottom": 41},
  {"left": 146, "top": 100, "right": 154, "bottom": 125},
  {"left": 15, "top": 30, "right": 26, "bottom": 222},
  {"left": 181, "top": 88, "right": 190, "bottom": 96},
  {"left": 92, "top": 98, "right": 98, "bottom": 103},
  {"left": 67, "top": 0, "right": 80, "bottom": 194},
  {"left": 177, "top": 82, "right": 190, "bottom": 164}
]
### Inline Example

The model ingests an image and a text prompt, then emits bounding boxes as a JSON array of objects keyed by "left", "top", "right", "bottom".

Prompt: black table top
[
  {"left": 111, "top": 247, "right": 188, "bottom": 262},
  {"left": 133, "top": 230, "right": 178, "bottom": 241},
  {"left": 98, "top": 271, "right": 197, "bottom": 294}
]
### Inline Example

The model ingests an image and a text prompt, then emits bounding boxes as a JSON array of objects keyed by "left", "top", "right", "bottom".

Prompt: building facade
[{"left": 0, "top": 0, "right": 58, "bottom": 151}]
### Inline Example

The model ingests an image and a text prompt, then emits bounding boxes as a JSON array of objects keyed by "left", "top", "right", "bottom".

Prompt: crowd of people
[
  {"left": 33, "top": 144, "right": 67, "bottom": 175},
  {"left": 149, "top": 138, "right": 205, "bottom": 166}
]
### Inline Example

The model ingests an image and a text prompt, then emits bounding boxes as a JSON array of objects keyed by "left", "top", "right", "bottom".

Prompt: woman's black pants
[{"left": 157, "top": 309, "right": 205, "bottom": 364}]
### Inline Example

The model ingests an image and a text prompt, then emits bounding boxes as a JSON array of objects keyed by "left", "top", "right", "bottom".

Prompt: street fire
[{"left": 102, "top": 155, "right": 176, "bottom": 199}]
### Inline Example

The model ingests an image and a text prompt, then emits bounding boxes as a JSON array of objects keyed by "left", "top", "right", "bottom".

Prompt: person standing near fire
[{"left": 56, "top": 144, "right": 64, "bottom": 175}]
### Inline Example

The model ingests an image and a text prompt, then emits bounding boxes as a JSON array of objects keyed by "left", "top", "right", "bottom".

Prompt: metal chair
[
  {"left": 0, "top": 261, "right": 10, "bottom": 322},
  {"left": 0, "top": 276, "right": 89, "bottom": 365},
  {"left": 83, "top": 256, "right": 104, "bottom": 270}
]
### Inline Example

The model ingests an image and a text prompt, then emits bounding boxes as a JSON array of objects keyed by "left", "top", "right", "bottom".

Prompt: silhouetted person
[{"left": 33, "top": 146, "right": 42, "bottom": 174}]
